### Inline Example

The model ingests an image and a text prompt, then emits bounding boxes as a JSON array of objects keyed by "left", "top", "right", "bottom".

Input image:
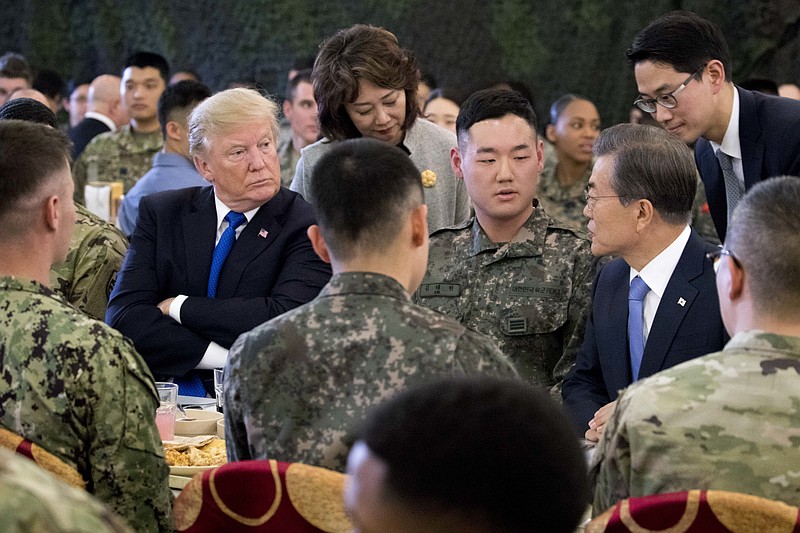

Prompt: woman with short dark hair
[{"left": 290, "top": 24, "right": 471, "bottom": 234}]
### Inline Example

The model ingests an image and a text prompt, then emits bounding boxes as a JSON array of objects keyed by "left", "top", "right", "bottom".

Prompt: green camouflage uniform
[
  {"left": 278, "top": 136, "right": 300, "bottom": 187},
  {"left": 415, "top": 206, "right": 595, "bottom": 388},
  {"left": 0, "top": 277, "right": 173, "bottom": 532},
  {"left": 224, "top": 272, "right": 518, "bottom": 472},
  {"left": 0, "top": 448, "right": 132, "bottom": 533},
  {"left": 72, "top": 125, "right": 162, "bottom": 203},
  {"left": 50, "top": 203, "right": 128, "bottom": 320},
  {"left": 537, "top": 150, "right": 592, "bottom": 234},
  {"left": 591, "top": 330, "right": 800, "bottom": 514}
]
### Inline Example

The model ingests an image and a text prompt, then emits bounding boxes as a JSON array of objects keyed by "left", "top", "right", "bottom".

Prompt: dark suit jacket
[
  {"left": 106, "top": 186, "right": 332, "bottom": 378},
  {"left": 69, "top": 116, "right": 111, "bottom": 161},
  {"left": 695, "top": 87, "right": 800, "bottom": 240},
  {"left": 562, "top": 230, "right": 728, "bottom": 434}
]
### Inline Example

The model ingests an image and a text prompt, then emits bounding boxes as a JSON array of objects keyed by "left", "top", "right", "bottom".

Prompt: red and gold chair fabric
[
  {"left": 173, "top": 459, "right": 352, "bottom": 532},
  {"left": 587, "top": 489, "right": 800, "bottom": 533},
  {"left": 0, "top": 426, "right": 85, "bottom": 489}
]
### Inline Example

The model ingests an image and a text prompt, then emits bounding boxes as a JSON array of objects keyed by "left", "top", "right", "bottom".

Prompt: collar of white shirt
[
  {"left": 213, "top": 195, "right": 260, "bottom": 245},
  {"left": 629, "top": 225, "right": 692, "bottom": 341}
]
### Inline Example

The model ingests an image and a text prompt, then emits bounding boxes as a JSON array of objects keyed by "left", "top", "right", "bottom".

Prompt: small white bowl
[
  {"left": 175, "top": 410, "right": 223, "bottom": 437},
  {"left": 217, "top": 418, "right": 225, "bottom": 439}
]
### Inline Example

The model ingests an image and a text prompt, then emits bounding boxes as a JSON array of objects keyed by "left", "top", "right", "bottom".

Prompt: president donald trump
[{"left": 107, "top": 88, "right": 331, "bottom": 395}]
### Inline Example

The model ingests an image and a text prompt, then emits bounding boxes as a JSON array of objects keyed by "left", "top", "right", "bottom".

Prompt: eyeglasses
[
  {"left": 584, "top": 188, "right": 622, "bottom": 212},
  {"left": 634, "top": 64, "right": 706, "bottom": 114},
  {"left": 706, "top": 246, "right": 739, "bottom": 273}
]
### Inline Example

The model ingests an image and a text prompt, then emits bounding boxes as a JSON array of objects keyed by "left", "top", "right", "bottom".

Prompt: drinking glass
[
  {"left": 155, "top": 382, "right": 178, "bottom": 441},
  {"left": 214, "top": 368, "right": 224, "bottom": 413}
]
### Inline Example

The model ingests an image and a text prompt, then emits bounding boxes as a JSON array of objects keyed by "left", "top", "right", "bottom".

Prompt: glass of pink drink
[{"left": 155, "top": 382, "right": 178, "bottom": 441}]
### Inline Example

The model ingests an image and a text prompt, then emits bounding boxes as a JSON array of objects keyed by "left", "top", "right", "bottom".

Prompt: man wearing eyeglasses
[
  {"left": 562, "top": 123, "right": 727, "bottom": 442},
  {"left": 591, "top": 175, "right": 800, "bottom": 512},
  {"left": 627, "top": 11, "right": 800, "bottom": 241}
]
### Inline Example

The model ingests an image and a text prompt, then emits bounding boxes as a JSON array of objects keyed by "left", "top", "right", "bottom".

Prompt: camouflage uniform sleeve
[
  {"left": 552, "top": 242, "right": 596, "bottom": 388},
  {"left": 589, "top": 387, "right": 634, "bottom": 515},
  {"left": 0, "top": 448, "right": 133, "bottom": 533},
  {"left": 86, "top": 332, "right": 173, "bottom": 532},
  {"left": 69, "top": 220, "right": 129, "bottom": 321}
]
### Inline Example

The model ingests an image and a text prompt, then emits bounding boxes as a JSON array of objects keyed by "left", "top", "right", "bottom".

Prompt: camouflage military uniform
[
  {"left": 537, "top": 153, "right": 592, "bottom": 234},
  {"left": 224, "top": 272, "right": 517, "bottom": 472},
  {"left": 278, "top": 136, "right": 300, "bottom": 187},
  {"left": 50, "top": 203, "right": 128, "bottom": 320},
  {"left": 0, "top": 277, "right": 173, "bottom": 532},
  {"left": 415, "top": 206, "right": 595, "bottom": 388},
  {"left": 71, "top": 124, "right": 162, "bottom": 203},
  {"left": 0, "top": 448, "right": 132, "bottom": 533},
  {"left": 591, "top": 330, "right": 800, "bottom": 514}
]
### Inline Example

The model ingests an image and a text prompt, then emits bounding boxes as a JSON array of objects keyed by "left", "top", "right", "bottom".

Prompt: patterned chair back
[
  {"left": 587, "top": 489, "right": 800, "bottom": 533},
  {"left": 0, "top": 426, "right": 86, "bottom": 489},
  {"left": 173, "top": 459, "right": 352, "bottom": 532}
]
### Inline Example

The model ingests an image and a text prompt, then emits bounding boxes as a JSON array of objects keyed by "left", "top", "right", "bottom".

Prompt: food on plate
[{"left": 164, "top": 436, "right": 226, "bottom": 467}]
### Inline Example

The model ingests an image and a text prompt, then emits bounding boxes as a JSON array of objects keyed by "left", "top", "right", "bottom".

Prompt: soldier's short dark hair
[
  {"left": 0, "top": 52, "right": 32, "bottom": 83},
  {"left": 32, "top": 69, "right": 66, "bottom": 101},
  {"left": 354, "top": 376, "right": 589, "bottom": 533},
  {"left": 456, "top": 89, "right": 538, "bottom": 148},
  {"left": 726, "top": 176, "right": 800, "bottom": 316},
  {"left": 285, "top": 69, "right": 312, "bottom": 104},
  {"left": 627, "top": 11, "right": 733, "bottom": 82},
  {"left": 312, "top": 24, "right": 420, "bottom": 142},
  {"left": 157, "top": 80, "right": 211, "bottom": 139},
  {"left": 0, "top": 120, "right": 71, "bottom": 234},
  {"left": 593, "top": 123, "right": 696, "bottom": 225},
  {"left": 309, "top": 138, "right": 423, "bottom": 261},
  {"left": 125, "top": 51, "right": 170, "bottom": 84},
  {"left": 0, "top": 97, "right": 58, "bottom": 128}
]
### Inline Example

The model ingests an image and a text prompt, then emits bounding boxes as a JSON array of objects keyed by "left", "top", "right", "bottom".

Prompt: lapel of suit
[
  {"left": 736, "top": 87, "right": 766, "bottom": 190},
  {"left": 639, "top": 232, "right": 703, "bottom": 377},
  {"left": 214, "top": 188, "right": 287, "bottom": 296},
  {"left": 183, "top": 187, "right": 218, "bottom": 295}
]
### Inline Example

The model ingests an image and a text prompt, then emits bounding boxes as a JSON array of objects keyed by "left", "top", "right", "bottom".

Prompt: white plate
[
  {"left": 169, "top": 465, "right": 218, "bottom": 477},
  {"left": 169, "top": 474, "right": 195, "bottom": 490}
]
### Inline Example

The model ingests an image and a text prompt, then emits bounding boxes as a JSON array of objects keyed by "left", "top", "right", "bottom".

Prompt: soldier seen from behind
[{"left": 224, "top": 138, "right": 517, "bottom": 472}]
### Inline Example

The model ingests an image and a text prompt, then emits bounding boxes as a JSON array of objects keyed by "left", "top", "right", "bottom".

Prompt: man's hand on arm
[
  {"left": 585, "top": 400, "right": 617, "bottom": 442},
  {"left": 157, "top": 297, "right": 175, "bottom": 315}
]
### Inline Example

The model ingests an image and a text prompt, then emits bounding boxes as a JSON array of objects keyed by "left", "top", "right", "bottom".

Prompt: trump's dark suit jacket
[
  {"left": 106, "top": 185, "right": 331, "bottom": 378},
  {"left": 695, "top": 87, "right": 800, "bottom": 241},
  {"left": 562, "top": 230, "right": 728, "bottom": 433},
  {"left": 69, "top": 116, "right": 111, "bottom": 161}
]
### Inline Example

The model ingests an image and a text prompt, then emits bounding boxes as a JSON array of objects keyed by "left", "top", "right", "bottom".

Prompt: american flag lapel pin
[
  {"left": 258, "top": 228, "right": 269, "bottom": 239},
  {"left": 677, "top": 297, "right": 686, "bottom": 307}
]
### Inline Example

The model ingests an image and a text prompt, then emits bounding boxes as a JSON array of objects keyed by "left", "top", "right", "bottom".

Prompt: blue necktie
[
  {"left": 207, "top": 211, "right": 247, "bottom": 298},
  {"left": 175, "top": 211, "right": 246, "bottom": 398},
  {"left": 628, "top": 276, "right": 650, "bottom": 382}
]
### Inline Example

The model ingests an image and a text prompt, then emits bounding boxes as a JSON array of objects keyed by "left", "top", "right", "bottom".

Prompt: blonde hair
[{"left": 189, "top": 88, "right": 279, "bottom": 155}]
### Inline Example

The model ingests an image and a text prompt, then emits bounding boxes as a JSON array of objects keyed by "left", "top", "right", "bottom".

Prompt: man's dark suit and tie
[
  {"left": 694, "top": 87, "right": 800, "bottom": 240},
  {"left": 106, "top": 88, "right": 331, "bottom": 393},
  {"left": 628, "top": 11, "right": 800, "bottom": 241},
  {"left": 561, "top": 124, "right": 728, "bottom": 440},
  {"left": 69, "top": 115, "right": 110, "bottom": 161},
  {"left": 68, "top": 74, "right": 127, "bottom": 161}
]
